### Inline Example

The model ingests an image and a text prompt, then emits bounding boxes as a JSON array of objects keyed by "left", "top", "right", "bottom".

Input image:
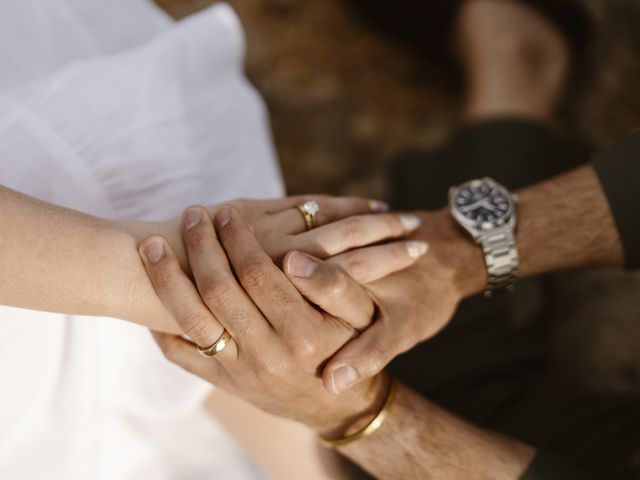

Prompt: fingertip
[
  {"left": 282, "top": 251, "right": 297, "bottom": 276},
  {"left": 405, "top": 241, "right": 429, "bottom": 259},
  {"left": 214, "top": 204, "right": 233, "bottom": 228},
  {"left": 182, "top": 205, "right": 207, "bottom": 231},
  {"left": 324, "top": 363, "right": 360, "bottom": 395},
  {"left": 322, "top": 369, "right": 338, "bottom": 395},
  {"left": 399, "top": 214, "right": 422, "bottom": 232},
  {"left": 368, "top": 199, "right": 390, "bottom": 213},
  {"left": 322, "top": 360, "right": 341, "bottom": 395},
  {"left": 140, "top": 235, "right": 166, "bottom": 264},
  {"left": 285, "top": 251, "right": 318, "bottom": 279}
]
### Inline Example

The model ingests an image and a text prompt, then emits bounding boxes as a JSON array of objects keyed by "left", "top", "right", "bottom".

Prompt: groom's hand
[{"left": 141, "top": 205, "right": 426, "bottom": 437}]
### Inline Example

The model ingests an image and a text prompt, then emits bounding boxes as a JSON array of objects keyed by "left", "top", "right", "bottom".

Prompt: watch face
[{"left": 453, "top": 179, "right": 512, "bottom": 227}]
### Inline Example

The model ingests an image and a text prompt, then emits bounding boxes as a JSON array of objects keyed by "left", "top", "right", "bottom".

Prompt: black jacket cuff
[{"left": 592, "top": 132, "right": 640, "bottom": 270}]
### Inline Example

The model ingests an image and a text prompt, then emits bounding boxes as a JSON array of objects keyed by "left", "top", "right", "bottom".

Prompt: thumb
[
  {"left": 284, "top": 251, "right": 375, "bottom": 330},
  {"left": 322, "top": 318, "right": 411, "bottom": 395}
]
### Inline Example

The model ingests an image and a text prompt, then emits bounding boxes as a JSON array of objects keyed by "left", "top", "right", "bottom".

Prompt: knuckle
[
  {"left": 239, "top": 261, "right": 271, "bottom": 290},
  {"left": 341, "top": 217, "right": 366, "bottom": 243},
  {"left": 180, "top": 312, "right": 212, "bottom": 340},
  {"left": 344, "top": 256, "right": 367, "bottom": 282},
  {"left": 326, "top": 270, "right": 350, "bottom": 300},
  {"left": 201, "top": 277, "right": 234, "bottom": 310},
  {"left": 290, "top": 335, "right": 317, "bottom": 359}
]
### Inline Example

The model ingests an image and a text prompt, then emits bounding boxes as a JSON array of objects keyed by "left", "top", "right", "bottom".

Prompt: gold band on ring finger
[
  {"left": 297, "top": 200, "right": 320, "bottom": 231},
  {"left": 197, "top": 329, "right": 233, "bottom": 358}
]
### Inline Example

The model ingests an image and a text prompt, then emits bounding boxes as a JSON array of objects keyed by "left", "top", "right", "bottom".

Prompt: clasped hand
[{"left": 140, "top": 196, "right": 481, "bottom": 435}]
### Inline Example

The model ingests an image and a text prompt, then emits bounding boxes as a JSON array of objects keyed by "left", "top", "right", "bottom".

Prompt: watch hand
[
  {"left": 460, "top": 200, "right": 485, "bottom": 213},
  {"left": 480, "top": 200, "right": 498, "bottom": 213}
]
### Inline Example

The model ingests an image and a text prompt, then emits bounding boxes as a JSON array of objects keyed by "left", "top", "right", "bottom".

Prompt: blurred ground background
[{"left": 155, "top": 0, "right": 640, "bottom": 391}]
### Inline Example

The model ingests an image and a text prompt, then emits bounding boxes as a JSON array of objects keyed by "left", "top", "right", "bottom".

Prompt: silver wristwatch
[{"left": 449, "top": 177, "right": 519, "bottom": 297}]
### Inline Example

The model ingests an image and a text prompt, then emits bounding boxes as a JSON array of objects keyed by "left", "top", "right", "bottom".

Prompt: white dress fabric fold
[{"left": 0, "top": 1, "right": 282, "bottom": 479}]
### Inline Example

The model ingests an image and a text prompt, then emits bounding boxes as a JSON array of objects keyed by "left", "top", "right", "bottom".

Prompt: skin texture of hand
[{"left": 141, "top": 206, "right": 423, "bottom": 437}]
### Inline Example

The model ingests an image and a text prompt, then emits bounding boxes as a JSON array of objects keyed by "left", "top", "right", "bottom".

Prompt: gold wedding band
[
  {"left": 197, "top": 329, "right": 232, "bottom": 358},
  {"left": 319, "top": 376, "right": 398, "bottom": 448},
  {"left": 297, "top": 200, "right": 320, "bottom": 231}
]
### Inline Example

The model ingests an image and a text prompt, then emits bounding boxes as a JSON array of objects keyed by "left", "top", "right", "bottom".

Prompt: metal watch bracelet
[{"left": 480, "top": 228, "right": 519, "bottom": 297}]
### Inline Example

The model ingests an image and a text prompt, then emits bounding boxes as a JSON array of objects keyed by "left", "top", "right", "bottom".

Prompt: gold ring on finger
[{"left": 197, "top": 329, "right": 233, "bottom": 358}]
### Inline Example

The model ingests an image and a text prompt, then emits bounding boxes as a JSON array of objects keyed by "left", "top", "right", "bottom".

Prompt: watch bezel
[{"left": 449, "top": 177, "right": 515, "bottom": 239}]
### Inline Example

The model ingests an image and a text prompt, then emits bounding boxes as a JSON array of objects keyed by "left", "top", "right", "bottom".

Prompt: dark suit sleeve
[
  {"left": 521, "top": 452, "right": 598, "bottom": 480},
  {"left": 392, "top": 118, "right": 589, "bottom": 210},
  {"left": 592, "top": 132, "right": 640, "bottom": 270}
]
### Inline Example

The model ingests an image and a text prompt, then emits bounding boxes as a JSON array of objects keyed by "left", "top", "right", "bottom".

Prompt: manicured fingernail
[
  {"left": 330, "top": 365, "right": 359, "bottom": 394},
  {"left": 215, "top": 207, "right": 231, "bottom": 228},
  {"left": 286, "top": 251, "right": 318, "bottom": 278},
  {"left": 183, "top": 208, "right": 202, "bottom": 230},
  {"left": 400, "top": 214, "right": 422, "bottom": 232},
  {"left": 406, "top": 241, "right": 429, "bottom": 259},
  {"left": 142, "top": 238, "right": 165, "bottom": 264},
  {"left": 369, "top": 200, "right": 390, "bottom": 212}
]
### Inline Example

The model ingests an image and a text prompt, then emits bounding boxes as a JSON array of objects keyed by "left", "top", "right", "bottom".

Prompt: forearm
[
  {"left": 517, "top": 163, "right": 624, "bottom": 275},
  {"left": 338, "top": 383, "right": 534, "bottom": 479},
  {"left": 432, "top": 163, "right": 625, "bottom": 298},
  {"left": 0, "top": 185, "right": 184, "bottom": 332}
]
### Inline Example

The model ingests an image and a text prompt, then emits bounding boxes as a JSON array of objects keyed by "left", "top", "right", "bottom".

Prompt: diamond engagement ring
[{"left": 297, "top": 200, "right": 320, "bottom": 230}]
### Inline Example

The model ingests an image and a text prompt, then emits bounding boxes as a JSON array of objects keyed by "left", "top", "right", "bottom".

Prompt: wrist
[
  {"left": 415, "top": 208, "right": 487, "bottom": 299},
  {"left": 112, "top": 218, "right": 186, "bottom": 334},
  {"left": 314, "top": 373, "right": 389, "bottom": 440}
]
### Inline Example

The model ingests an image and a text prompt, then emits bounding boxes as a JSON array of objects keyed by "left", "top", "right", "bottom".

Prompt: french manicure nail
[
  {"left": 330, "top": 365, "right": 359, "bottom": 394},
  {"left": 183, "top": 208, "right": 202, "bottom": 230},
  {"left": 215, "top": 207, "right": 231, "bottom": 228},
  {"left": 142, "top": 239, "right": 165, "bottom": 264},
  {"left": 406, "top": 241, "right": 429, "bottom": 259},
  {"left": 287, "top": 252, "right": 318, "bottom": 278},
  {"left": 400, "top": 214, "right": 422, "bottom": 232},
  {"left": 368, "top": 200, "right": 390, "bottom": 213}
]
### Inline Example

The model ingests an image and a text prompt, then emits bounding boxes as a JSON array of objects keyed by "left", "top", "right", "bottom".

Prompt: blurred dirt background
[{"left": 155, "top": 0, "right": 640, "bottom": 391}]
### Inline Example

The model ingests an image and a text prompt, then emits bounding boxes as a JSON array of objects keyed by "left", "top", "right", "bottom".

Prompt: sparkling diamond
[{"left": 302, "top": 200, "right": 319, "bottom": 215}]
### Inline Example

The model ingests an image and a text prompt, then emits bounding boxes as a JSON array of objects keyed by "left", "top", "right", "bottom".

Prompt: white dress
[{"left": 0, "top": 1, "right": 282, "bottom": 479}]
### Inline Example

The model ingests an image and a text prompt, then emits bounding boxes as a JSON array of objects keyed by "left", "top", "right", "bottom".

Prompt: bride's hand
[{"left": 159, "top": 195, "right": 426, "bottom": 273}]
